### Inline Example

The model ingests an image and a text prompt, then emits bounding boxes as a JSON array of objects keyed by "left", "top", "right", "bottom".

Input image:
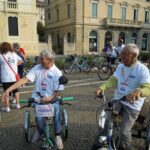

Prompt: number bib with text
[{"left": 36, "top": 104, "right": 54, "bottom": 118}]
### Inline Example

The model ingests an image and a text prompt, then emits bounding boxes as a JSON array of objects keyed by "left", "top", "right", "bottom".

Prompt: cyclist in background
[
  {"left": 97, "top": 44, "right": 150, "bottom": 150},
  {"left": 105, "top": 41, "right": 117, "bottom": 65},
  {"left": 117, "top": 38, "right": 125, "bottom": 57}
]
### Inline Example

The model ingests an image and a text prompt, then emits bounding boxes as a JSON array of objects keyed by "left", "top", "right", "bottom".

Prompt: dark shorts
[{"left": 2, "top": 82, "right": 19, "bottom": 95}]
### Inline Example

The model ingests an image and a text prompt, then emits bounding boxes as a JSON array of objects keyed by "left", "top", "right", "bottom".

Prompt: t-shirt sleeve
[
  {"left": 139, "top": 65, "right": 150, "bottom": 85},
  {"left": 26, "top": 66, "right": 37, "bottom": 83},
  {"left": 54, "top": 70, "right": 64, "bottom": 91},
  {"left": 113, "top": 64, "right": 122, "bottom": 79},
  {"left": 15, "top": 53, "right": 22, "bottom": 62}
]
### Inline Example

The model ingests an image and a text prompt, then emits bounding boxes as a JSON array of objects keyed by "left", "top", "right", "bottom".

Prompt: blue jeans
[{"left": 35, "top": 102, "right": 61, "bottom": 136}]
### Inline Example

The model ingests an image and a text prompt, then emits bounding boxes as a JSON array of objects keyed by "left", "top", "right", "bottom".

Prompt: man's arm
[
  {"left": 99, "top": 76, "right": 117, "bottom": 91},
  {"left": 140, "top": 83, "right": 150, "bottom": 97}
]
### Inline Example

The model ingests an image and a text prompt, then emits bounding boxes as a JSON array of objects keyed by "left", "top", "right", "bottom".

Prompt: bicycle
[
  {"left": 62, "top": 55, "right": 91, "bottom": 74},
  {"left": 98, "top": 59, "right": 120, "bottom": 81},
  {"left": 20, "top": 96, "right": 74, "bottom": 150},
  {"left": 19, "top": 76, "right": 74, "bottom": 150},
  {"left": 91, "top": 93, "right": 150, "bottom": 150},
  {"left": 86, "top": 55, "right": 107, "bottom": 73}
]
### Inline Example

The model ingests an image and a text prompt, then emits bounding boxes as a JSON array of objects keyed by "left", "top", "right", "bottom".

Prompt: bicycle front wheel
[
  {"left": 24, "top": 111, "right": 31, "bottom": 143},
  {"left": 98, "top": 65, "right": 112, "bottom": 80},
  {"left": 61, "top": 109, "right": 68, "bottom": 139}
]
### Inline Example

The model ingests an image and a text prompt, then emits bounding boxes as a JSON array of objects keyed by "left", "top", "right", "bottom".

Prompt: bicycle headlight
[{"left": 99, "top": 136, "right": 107, "bottom": 144}]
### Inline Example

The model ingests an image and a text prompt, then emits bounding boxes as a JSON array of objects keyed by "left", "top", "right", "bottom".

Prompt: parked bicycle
[
  {"left": 91, "top": 93, "right": 150, "bottom": 150},
  {"left": 62, "top": 55, "right": 91, "bottom": 74},
  {"left": 85, "top": 55, "right": 107, "bottom": 73}
]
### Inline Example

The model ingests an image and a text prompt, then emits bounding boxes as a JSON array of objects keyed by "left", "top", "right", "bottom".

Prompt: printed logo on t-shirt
[
  {"left": 129, "top": 75, "right": 136, "bottom": 79},
  {"left": 47, "top": 75, "right": 53, "bottom": 79},
  {"left": 8, "top": 57, "right": 15, "bottom": 64}
]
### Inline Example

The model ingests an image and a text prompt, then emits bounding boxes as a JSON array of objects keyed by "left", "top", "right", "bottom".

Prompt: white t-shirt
[
  {"left": 106, "top": 47, "right": 117, "bottom": 58},
  {"left": 117, "top": 44, "right": 125, "bottom": 55},
  {"left": 114, "top": 61, "right": 150, "bottom": 111},
  {"left": 26, "top": 64, "right": 64, "bottom": 102},
  {"left": 0, "top": 52, "right": 22, "bottom": 83}
]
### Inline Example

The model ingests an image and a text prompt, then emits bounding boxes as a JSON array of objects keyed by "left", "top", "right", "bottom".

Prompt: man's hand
[
  {"left": 126, "top": 89, "right": 141, "bottom": 103},
  {"left": 41, "top": 97, "right": 52, "bottom": 103},
  {"left": 96, "top": 88, "right": 103, "bottom": 97},
  {"left": 2, "top": 90, "right": 10, "bottom": 103}
]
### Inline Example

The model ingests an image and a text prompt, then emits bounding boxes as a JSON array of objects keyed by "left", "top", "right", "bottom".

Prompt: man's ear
[{"left": 133, "top": 53, "right": 138, "bottom": 60}]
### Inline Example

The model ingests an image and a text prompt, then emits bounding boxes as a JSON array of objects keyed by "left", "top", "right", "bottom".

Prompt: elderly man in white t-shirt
[
  {"left": 97, "top": 44, "right": 150, "bottom": 150},
  {"left": 2, "top": 50, "right": 64, "bottom": 150}
]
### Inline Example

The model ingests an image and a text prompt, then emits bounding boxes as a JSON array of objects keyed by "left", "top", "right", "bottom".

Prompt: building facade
[
  {"left": 0, "top": 0, "right": 40, "bottom": 56},
  {"left": 45, "top": 0, "right": 150, "bottom": 55},
  {"left": 36, "top": 0, "right": 45, "bottom": 25}
]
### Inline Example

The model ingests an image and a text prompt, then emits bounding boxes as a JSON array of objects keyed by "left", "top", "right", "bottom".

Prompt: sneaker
[
  {"left": 12, "top": 104, "right": 20, "bottom": 109},
  {"left": 12, "top": 99, "right": 16, "bottom": 104},
  {"left": 55, "top": 136, "right": 64, "bottom": 150},
  {"left": 31, "top": 130, "right": 40, "bottom": 143},
  {"left": 2, "top": 107, "right": 11, "bottom": 112}
]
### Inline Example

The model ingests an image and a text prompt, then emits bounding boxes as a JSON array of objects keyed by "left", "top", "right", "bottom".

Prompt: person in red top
[{"left": 19, "top": 47, "right": 26, "bottom": 56}]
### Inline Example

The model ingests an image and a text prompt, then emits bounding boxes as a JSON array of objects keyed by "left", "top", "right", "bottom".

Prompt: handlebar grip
[
  {"left": 62, "top": 97, "right": 74, "bottom": 101},
  {"left": 20, "top": 99, "right": 28, "bottom": 104}
]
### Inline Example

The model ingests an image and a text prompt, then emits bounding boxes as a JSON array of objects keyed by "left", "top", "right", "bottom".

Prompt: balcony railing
[
  {"left": 104, "top": 18, "right": 143, "bottom": 28},
  {"left": 5, "top": 2, "right": 18, "bottom": 12}
]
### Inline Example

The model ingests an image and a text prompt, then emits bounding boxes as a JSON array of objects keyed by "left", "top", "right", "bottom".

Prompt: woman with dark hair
[{"left": 0, "top": 42, "right": 22, "bottom": 112}]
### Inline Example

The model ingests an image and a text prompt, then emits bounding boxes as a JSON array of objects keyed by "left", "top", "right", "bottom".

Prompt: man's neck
[{"left": 43, "top": 63, "right": 54, "bottom": 69}]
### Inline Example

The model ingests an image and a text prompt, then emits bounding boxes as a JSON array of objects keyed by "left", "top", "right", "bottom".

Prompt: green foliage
[
  {"left": 55, "top": 58, "right": 65, "bottom": 69},
  {"left": 37, "top": 21, "right": 45, "bottom": 36},
  {"left": 140, "top": 52, "right": 150, "bottom": 61}
]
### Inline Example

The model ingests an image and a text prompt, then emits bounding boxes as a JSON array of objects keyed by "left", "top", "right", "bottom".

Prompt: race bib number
[
  {"left": 36, "top": 104, "right": 54, "bottom": 118},
  {"left": 119, "top": 83, "right": 130, "bottom": 94}
]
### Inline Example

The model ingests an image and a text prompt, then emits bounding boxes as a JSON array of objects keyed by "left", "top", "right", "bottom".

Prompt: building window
[
  {"left": 8, "top": 16, "right": 18, "bottom": 36},
  {"left": 133, "top": 9, "right": 138, "bottom": 21},
  {"left": 142, "top": 33, "right": 148, "bottom": 51},
  {"left": 56, "top": 9, "right": 59, "bottom": 21},
  {"left": 119, "top": 32, "right": 126, "bottom": 44},
  {"left": 145, "top": 11, "right": 149, "bottom": 23},
  {"left": 67, "top": 32, "right": 71, "bottom": 43},
  {"left": 48, "top": 0, "right": 50, "bottom": 5},
  {"left": 48, "top": 13, "right": 50, "bottom": 20},
  {"left": 107, "top": 5, "right": 113, "bottom": 18},
  {"left": 89, "top": 31, "right": 98, "bottom": 52},
  {"left": 92, "top": 3, "right": 98, "bottom": 18},
  {"left": 131, "top": 33, "right": 137, "bottom": 44},
  {"left": 121, "top": 7, "right": 126, "bottom": 20},
  {"left": 67, "top": 4, "right": 71, "bottom": 18},
  {"left": 105, "top": 31, "right": 113, "bottom": 46},
  {"left": 8, "top": 0, "right": 17, "bottom": 2}
]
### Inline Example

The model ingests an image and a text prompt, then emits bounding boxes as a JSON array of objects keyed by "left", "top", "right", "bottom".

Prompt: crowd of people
[
  {"left": 0, "top": 41, "right": 150, "bottom": 150},
  {"left": 103, "top": 38, "right": 125, "bottom": 65},
  {"left": 0, "top": 42, "right": 26, "bottom": 112}
]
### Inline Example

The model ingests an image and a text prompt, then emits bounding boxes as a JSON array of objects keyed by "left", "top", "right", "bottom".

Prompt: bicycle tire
[
  {"left": 24, "top": 111, "right": 31, "bottom": 143},
  {"left": 61, "top": 109, "right": 68, "bottom": 139},
  {"left": 98, "top": 65, "right": 112, "bottom": 80}
]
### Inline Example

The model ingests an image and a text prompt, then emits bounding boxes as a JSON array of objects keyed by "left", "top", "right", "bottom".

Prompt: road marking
[
  {"left": 0, "top": 80, "right": 104, "bottom": 96},
  {"left": 0, "top": 78, "right": 99, "bottom": 91},
  {"left": 69, "top": 78, "right": 99, "bottom": 83}
]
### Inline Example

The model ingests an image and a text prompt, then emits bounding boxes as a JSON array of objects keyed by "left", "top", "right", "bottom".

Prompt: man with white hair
[
  {"left": 97, "top": 44, "right": 150, "bottom": 150},
  {"left": 2, "top": 50, "right": 64, "bottom": 149}
]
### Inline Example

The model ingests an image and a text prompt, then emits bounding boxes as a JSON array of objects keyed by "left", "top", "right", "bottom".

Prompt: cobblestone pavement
[{"left": 0, "top": 73, "right": 146, "bottom": 150}]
